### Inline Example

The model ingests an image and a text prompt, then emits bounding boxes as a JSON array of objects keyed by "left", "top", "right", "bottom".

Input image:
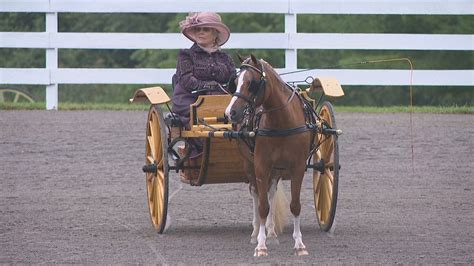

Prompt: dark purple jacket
[{"left": 171, "top": 44, "right": 236, "bottom": 119}]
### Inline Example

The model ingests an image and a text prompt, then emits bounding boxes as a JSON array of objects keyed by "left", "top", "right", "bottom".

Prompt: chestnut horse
[{"left": 225, "top": 55, "right": 314, "bottom": 256}]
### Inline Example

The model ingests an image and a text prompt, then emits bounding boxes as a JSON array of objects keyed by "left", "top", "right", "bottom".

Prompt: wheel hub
[{"left": 142, "top": 163, "right": 157, "bottom": 173}]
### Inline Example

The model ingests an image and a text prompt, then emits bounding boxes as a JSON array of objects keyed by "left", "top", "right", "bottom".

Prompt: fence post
[
  {"left": 285, "top": 13, "right": 297, "bottom": 70},
  {"left": 45, "top": 12, "right": 58, "bottom": 110}
]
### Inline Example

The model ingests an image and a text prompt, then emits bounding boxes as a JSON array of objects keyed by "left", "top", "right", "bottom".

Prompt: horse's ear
[
  {"left": 237, "top": 53, "right": 245, "bottom": 63},
  {"left": 250, "top": 54, "right": 258, "bottom": 65}
]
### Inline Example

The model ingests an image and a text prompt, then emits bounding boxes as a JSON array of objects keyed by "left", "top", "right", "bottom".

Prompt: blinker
[
  {"left": 249, "top": 79, "right": 261, "bottom": 94},
  {"left": 227, "top": 75, "right": 237, "bottom": 93},
  {"left": 248, "top": 78, "right": 266, "bottom": 95}
]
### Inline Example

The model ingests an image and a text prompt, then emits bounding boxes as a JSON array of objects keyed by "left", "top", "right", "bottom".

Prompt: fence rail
[
  {"left": 2, "top": 0, "right": 472, "bottom": 14},
  {"left": 1, "top": 0, "right": 473, "bottom": 109}
]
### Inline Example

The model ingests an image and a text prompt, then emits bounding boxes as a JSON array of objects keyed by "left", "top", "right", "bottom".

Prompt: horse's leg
[
  {"left": 254, "top": 178, "right": 270, "bottom": 257},
  {"left": 290, "top": 176, "right": 309, "bottom": 256},
  {"left": 250, "top": 184, "right": 259, "bottom": 244},
  {"left": 265, "top": 178, "right": 279, "bottom": 245}
]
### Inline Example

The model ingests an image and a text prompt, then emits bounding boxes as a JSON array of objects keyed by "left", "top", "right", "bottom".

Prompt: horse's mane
[{"left": 242, "top": 57, "right": 286, "bottom": 86}]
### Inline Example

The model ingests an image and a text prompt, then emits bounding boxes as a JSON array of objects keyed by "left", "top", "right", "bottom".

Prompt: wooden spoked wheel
[
  {"left": 313, "top": 101, "right": 339, "bottom": 232},
  {"left": 0, "top": 88, "right": 35, "bottom": 103},
  {"left": 145, "top": 105, "right": 169, "bottom": 233}
]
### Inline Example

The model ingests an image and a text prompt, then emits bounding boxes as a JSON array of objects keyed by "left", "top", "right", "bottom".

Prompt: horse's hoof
[
  {"left": 254, "top": 248, "right": 268, "bottom": 257},
  {"left": 294, "top": 248, "right": 309, "bottom": 256}
]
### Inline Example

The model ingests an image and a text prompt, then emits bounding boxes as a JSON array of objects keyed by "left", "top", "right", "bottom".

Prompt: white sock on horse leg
[
  {"left": 266, "top": 179, "right": 277, "bottom": 237},
  {"left": 257, "top": 223, "right": 267, "bottom": 249},
  {"left": 292, "top": 216, "right": 306, "bottom": 249}
]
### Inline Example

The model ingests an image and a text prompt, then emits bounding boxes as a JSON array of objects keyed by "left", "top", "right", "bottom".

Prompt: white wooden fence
[{"left": 1, "top": 0, "right": 473, "bottom": 109}]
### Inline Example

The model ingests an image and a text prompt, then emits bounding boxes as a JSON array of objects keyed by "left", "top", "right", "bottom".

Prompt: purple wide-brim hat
[{"left": 179, "top": 12, "right": 231, "bottom": 46}]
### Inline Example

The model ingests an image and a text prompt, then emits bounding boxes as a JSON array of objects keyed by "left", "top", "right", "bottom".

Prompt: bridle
[
  {"left": 232, "top": 59, "right": 298, "bottom": 114},
  {"left": 231, "top": 61, "right": 267, "bottom": 107},
  {"left": 230, "top": 59, "right": 314, "bottom": 138}
]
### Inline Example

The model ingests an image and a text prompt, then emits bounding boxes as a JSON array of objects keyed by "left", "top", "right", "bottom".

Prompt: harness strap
[
  {"left": 256, "top": 124, "right": 316, "bottom": 137},
  {"left": 258, "top": 83, "right": 296, "bottom": 115},
  {"left": 240, "top": 63, "right": 265, "bottom": 77},
  {"left": 232, "top": 92, "right": 254, "bottom": 104}
]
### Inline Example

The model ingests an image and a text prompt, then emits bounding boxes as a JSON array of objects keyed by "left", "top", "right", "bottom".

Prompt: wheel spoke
[
  {"left": 314, "top": 175, "right": 321, "bottom": 212},
  {"left": 157, "top": 157, "right": 164, "bottom": 168},
  {"left": 323, "top": 174, "right": 333, "bottom": 204},
  {"left": 13, "top": 93, "right": 20, "bottom": 103},
  {"left": 146, "top": 155, "right": 154, "bottom": 164},
  {"left": 157, "top": 173, "right": 165, "bottom": 218},
  {"left": 321, "top": 137, "right": 334, "bottom": 163},
  {"left": 154, "top": 176, "right": 162, "bottom": 220},
  {"left": 146, "top": 173, "right": 153, "bottom": 192},
  {"left": 325, "top": 161, "right": 335, "bottom": 170},
  {"left": 323, "top": 140, "right": 334, "bottom": 162},
  {"left": 150, "top": 114, "right": 158, "bottom": 140},
  {"left": 313, "top": 169, "right": 320, "bottom": 188},
  {"left": 149, "top": 180, "right": 156, "bottom": 217},
  {"left": 149, "top": 120, "right": 159, "bottom": 154},
  {"left": 319, "top": 178, "right": 327, "bottom": 222},
  {"left": 315, "top": 192, "right": 320, "bottom": 211},
  {"left": 325, "top": 168, "right": 334, "bottom": 186},
  {"left": 147, "top": 136, "right": 156, "bottom": 159},
  {"left": 155, "top": 127, "right": 163, "bottom": 159}
]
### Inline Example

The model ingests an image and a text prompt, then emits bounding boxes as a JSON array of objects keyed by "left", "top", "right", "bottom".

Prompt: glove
[{"left": 203, "top": 81, "right": 220, "bottom": 90}]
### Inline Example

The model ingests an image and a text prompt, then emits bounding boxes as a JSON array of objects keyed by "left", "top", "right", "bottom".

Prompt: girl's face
[{"left": 193, "top": 26, "right": 217, "bottom": 47}]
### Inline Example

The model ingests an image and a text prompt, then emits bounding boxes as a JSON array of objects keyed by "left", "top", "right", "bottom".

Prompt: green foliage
[
  {"left": 298, "top": 14, "right": 473, "bottom": 34},
  {"left": 58, "top": 84, "right": 172, "bottom": 103},
  {"left": 335, "top": 105, "right": 474, "bottom": 114},
  {"left": 332, "top": 86, "right": 474, "bottom": 106},
  {"left": 221, "top": 13, "right": 284, "bottom": 32},
  {"left": 0, "top": 102, "right": 150, "bottom": 110},
  {"left": 58, "top": 13, "right": 177, "bottom": 32},
  {"left": 0, "top": 48, "right": 45, "bottom": 67},
  {"left": 298, "top": 50, "right": 474, "bottom": 70},
  {"left": 0, "top": 13, "right": 44, "bottom": 31}
]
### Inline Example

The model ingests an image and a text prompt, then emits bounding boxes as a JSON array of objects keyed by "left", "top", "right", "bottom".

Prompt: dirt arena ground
[{"left": 1, "top": 110, "right": 472, "bottom": 264}]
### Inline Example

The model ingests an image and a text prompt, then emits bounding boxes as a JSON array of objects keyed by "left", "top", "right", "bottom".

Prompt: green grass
[
  {"left": 1, "top": 102, "right": 473, "bottom": 114},
  {"left": 336, "top": 105, "right": 474, "bottom": 114},
  {"left": 0, "top": 102, "right": 150, "bottom": 111}
]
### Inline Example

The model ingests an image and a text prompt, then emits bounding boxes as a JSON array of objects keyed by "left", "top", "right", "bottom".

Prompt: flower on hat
[{"left": 180, "top": 12, "right": 231, "bottom": 46}]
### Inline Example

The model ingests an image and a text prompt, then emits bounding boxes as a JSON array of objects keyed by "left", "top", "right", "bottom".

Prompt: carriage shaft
[{"left": 181, "top": 130, "right": 255, "bottom": 139}]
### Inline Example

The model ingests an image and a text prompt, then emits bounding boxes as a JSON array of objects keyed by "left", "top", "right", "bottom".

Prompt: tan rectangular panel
[
  {"left": 204, "top": 138, "right": 247, "bottom": 184},
  {"left": 307, "top": 77, "right": 344, "bottom": 98},
  {"left": 189, "top": 95, "right": 232, "bottom": 127},
  {"left": 129, "top": 86, "right": 171, "bottom": 104}
]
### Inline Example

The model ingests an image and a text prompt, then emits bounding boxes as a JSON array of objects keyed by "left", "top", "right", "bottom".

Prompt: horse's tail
[{"left": 273, "top": 181, "right": 290, "bottom": 235}]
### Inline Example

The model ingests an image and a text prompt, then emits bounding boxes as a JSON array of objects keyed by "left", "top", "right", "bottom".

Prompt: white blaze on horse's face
[{"left": 225, "top": 69, "right": 247, "bottom": 120}]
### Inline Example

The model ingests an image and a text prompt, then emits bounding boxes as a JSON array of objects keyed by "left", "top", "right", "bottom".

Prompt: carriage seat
[{"left": 189, "top": 95, "right": 233, "bottom": 132}]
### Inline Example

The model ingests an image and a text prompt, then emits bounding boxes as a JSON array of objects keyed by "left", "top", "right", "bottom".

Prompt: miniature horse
[{"left": 225, "top": 55, "right": 314, "bottom": 256}]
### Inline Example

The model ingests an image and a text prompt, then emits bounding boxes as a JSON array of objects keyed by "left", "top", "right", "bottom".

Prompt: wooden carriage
[{"left": 130, "top": 77, "right": 344, "bottom": 233}]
